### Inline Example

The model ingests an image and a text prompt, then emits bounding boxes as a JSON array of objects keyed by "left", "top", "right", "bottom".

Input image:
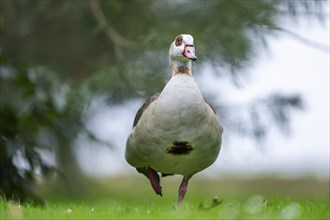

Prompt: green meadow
[{"left": 1, "top": 176, "right": 329, "bottom": 219}]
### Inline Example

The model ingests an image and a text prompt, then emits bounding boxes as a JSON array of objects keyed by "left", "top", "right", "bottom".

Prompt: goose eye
[{"left": 175, "top": 35, "right": 183, "bottom": 46}]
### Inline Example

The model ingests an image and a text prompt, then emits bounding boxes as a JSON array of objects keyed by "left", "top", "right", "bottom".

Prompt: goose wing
[{"left": 133, "top": 92, "right": 161, "bottom": 128}]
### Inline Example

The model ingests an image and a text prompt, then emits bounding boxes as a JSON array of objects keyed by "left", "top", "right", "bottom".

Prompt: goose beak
[{"left": 183, "top": 45, "right": 197, "bottom": 61}]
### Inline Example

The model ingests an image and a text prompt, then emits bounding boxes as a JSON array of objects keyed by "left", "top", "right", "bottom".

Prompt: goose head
[
  {"left": 169, "top": 34, "right": 197, "bottom": 76},
  {"left": 169, "top": 34, "right": 197, "bottom": 62}
]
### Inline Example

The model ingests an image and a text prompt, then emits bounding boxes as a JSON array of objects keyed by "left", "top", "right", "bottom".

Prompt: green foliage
[
  {"left": 0, "top": 51, "right": 87, "bottom": 204},
  {"left": 0, "top": 0, "right": 327, "bottom": 204}
]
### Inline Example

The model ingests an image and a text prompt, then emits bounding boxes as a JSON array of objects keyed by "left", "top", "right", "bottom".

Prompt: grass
[{"left": 1, "top": 176, "right": 329, "bottom": 219}]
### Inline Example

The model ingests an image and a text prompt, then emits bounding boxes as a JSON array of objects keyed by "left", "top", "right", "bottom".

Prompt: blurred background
[{"left": 0, "top": 0, "right": 329, "bottom": 205}]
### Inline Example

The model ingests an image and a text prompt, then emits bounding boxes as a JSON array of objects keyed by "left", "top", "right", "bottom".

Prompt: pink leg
[
  {"left": 177, "top": 175, "right": 192, "bottom": 206},
  {"left": 147, "top": 167, "right": 162, "bottom": 196}
]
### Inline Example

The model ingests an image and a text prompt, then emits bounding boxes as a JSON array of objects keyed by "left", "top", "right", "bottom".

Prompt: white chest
[{"left": 155, "top": 75, "right": 206, "bottom": 124}]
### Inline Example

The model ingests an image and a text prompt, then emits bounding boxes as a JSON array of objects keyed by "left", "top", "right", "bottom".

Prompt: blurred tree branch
[
  {"left": 214, "top": 93, "right": 304, "bottom": 141},
  {"left": 275, "top": 27, "right": 329, "bottom": 53},
  {"left": 89, "top": 0, "right": 137, "bottom": 62},
  {"left": 229, "top": 0, "right": 329, "bottom": 53}
]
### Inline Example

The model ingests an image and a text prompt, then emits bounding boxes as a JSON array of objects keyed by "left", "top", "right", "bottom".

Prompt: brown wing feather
[{"left": 133, "top": 92, "right": 161, "bottom": 128}]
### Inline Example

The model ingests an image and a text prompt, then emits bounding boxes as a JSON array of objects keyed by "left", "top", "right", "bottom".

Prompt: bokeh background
[{"left": 0, "top": 0, "right": 329, "bottom": 205}]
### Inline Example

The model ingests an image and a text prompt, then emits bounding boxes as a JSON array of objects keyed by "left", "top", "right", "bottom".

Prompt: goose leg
[
  {"left": 177, "top": 175, "right": 192, "bottom": 207},
  {"left": 147, "top": 167, "right": 162, "bottom": 196}
]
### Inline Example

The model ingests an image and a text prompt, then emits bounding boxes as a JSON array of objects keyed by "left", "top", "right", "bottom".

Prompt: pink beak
[{"left": 182, "top": 45, "right": 197, "bottom": 61}]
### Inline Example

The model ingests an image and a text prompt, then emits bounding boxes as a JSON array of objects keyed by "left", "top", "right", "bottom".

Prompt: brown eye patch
[{"left": 175, "top": 35, "right": 183, "bottom": 46}]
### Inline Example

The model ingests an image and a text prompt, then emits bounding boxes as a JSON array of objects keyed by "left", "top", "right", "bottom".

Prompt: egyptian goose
[{"left": 125, "top": 34, "right": 223, "bottom": 206}]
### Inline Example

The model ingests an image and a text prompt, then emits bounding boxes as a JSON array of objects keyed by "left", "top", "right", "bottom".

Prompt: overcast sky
[{"left": 76, "top": 15, "right": 329, "bottom": 179}]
